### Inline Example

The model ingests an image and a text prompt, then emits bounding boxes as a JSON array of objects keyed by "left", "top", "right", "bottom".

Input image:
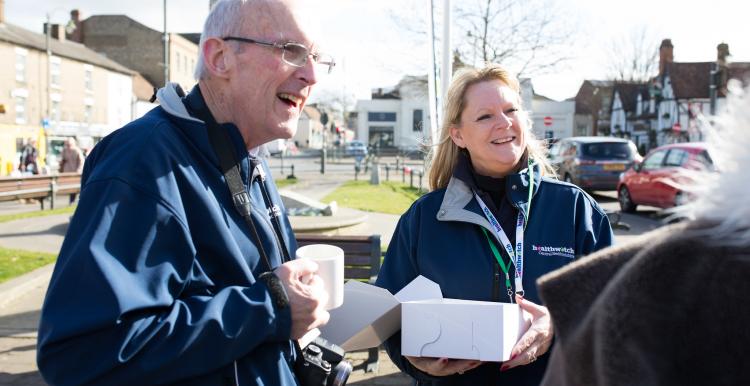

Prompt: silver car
[{"left": 549, "top": 136, "right": 642, "bottom": 191}]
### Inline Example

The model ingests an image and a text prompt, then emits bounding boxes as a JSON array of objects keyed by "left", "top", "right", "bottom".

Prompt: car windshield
[{"left": 581, "top": 142, "right": 634, "bottom": 160}]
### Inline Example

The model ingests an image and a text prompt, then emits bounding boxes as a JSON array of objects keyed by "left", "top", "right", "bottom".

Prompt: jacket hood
[{"left": 156, "top": 82, "right": 269, "bottom": 158}]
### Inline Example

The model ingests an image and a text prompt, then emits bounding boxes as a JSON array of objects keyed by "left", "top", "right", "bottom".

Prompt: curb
[{"left": 0, "top": 263, "right": 54, "bottom": 309}]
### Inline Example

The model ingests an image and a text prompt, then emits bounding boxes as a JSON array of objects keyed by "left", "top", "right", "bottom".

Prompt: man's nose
[{"left": 296, "top": 56, "right": 318, "bottom": 86}]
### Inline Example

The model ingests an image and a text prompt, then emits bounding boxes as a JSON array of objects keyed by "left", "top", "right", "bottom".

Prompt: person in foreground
[
  {"left": 538, "top": 83, "right": 750, "bottom": 385},
  {"left": 375, "top": 64, "right": 614, "bottom": 386},
  {"left": 37, "top": 0, "right": 335, "bottom": 384}
]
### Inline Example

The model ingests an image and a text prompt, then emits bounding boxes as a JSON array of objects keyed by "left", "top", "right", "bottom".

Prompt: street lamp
[{"left": 44, "top": 9, "right": 76, "bottom": 171}]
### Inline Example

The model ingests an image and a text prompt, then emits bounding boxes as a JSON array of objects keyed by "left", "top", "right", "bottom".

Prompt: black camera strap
[{"left": 200, "top": 110, "right": 276, "bottom": 273}]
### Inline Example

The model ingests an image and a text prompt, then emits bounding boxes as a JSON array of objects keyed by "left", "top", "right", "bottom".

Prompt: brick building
[{"left": 69, "top": 12, "right": 198, "bottom": 92}]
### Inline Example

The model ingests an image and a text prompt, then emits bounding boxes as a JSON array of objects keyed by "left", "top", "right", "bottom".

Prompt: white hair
[
  {"left": 679, "top": 81, "right": 750, "bottom": 247},
  {"left": 194, "top": 0, "right": 251, "bottom": 80}
]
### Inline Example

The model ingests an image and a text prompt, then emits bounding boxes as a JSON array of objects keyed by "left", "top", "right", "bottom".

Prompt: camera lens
[{"left": 329, "top": 361, "right": 353, "bottom": 386}]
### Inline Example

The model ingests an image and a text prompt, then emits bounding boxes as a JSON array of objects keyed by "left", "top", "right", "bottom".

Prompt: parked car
[
  {"left": 548, "top": 137, "right": 642, "bottom": 191},
  {"left": 344, "top": 140, "right": 368, "bottom": 157},
  {"left": 617, "top": 142, "right": 714, "bottom": 212}
]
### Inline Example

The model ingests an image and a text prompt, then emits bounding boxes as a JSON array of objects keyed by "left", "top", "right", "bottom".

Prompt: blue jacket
[
  {"left": 376, "top": 161, "right": 613, "bottom": 386},
  {"left": 37, "top": 85, "right": 300, "bottom": 385}
]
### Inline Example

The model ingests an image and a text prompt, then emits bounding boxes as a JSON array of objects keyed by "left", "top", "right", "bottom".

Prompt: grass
[
  {"left": 275, "top": 177, "right": 299, "bottom": 188},
  {"left": 0, "top": 205, "right": 77, "bottom": 224},
  {"left": 322, "top": 180, "right": 425, "bottom": 215},
  {"left": 0, "top": 247, "right": 57, "bottom": 284}
]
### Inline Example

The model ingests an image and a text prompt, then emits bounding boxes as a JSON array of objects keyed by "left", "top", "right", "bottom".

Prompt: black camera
[{"left": 295, "top": 336, "right": 352, "bottom": 386}]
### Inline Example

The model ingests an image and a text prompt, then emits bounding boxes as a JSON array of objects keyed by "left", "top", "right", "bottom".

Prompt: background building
[
  {"left": 70, "top": 12, "right": 198, "bottom": 91},
  {"left": 0, "top": 6, "right": 134, "bottom": 174},
  {"left": 355, "top": 76, "right": 430, "bottom": 154}
]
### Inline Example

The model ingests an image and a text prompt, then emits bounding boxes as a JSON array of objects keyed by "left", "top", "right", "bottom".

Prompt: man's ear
[
  {"left": 449, "top": 125, "right": 466, "bottom": 149},
  {"left": 202, "top": 38, "right": 232, "bottom": 79}
]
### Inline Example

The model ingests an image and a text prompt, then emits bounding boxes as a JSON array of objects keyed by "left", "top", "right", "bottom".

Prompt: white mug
[{"left": 296, "top": 244, "right": 345, "bottom": 310}]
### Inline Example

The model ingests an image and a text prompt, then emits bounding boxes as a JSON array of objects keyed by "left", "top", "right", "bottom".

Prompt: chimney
[
  {"left": 67, "top": 9, "right": 83, "bottom": 42},
  {"left": 44, "top": 23, "right": 67, "bottom": 42},
  {"left": 717, "top": 42, "right": 730, "bottom": 66},
  {"left": 0, "top": 0, "right": 5, "bottom": 24},
  {"left": 659, "top": 39, "right": 674, "bottom": 76}
]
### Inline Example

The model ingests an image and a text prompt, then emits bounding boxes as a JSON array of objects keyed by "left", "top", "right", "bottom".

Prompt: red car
[{"left": 617, "top": 142, "right": 714, "bottom": 212}]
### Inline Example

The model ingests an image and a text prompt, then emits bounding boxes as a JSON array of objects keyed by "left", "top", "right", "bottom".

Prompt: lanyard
[
  {"left": 481, "top": 227, "right": 514, "bottom": 302},
  {"left": 475, "top": 193, "right": 526, "bottom": 298}
]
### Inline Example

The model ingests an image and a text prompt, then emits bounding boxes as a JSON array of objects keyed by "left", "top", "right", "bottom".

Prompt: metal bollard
[
  {"left": 280, "top": 153, "right": 284, "bottom": 174},
  {"left": 402, "top": 167, "right": 406, "bottom": 183},
  {"left": 287, "top": 164, "right": 296, "bottom": 179},
  {"left": 49, "top": 180, "right": 58, "bottom": 210},
  {"left": 320, "top": 148, "right": 326, "bottom": 174},
  {"left": 354, "top": 164, "right": 360, "bottom": 181},
  {"left": 385, "top": 165, "right": 390, "bottom": 181},
  {"left": 418, "top": 171, "right": 423, "bottom": 193},
  {"left": 410, "top": 170, "right": 414, "bottom": 188}
]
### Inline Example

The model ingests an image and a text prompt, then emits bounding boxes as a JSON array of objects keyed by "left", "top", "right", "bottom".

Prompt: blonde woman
[{"left": 376, "top": 64, "right": 613, "bottom": 386}]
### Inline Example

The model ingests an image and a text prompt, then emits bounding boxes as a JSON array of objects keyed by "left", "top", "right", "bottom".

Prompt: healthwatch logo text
[{"left": 532, "top": 245, "right": 575, "bottom": 259}]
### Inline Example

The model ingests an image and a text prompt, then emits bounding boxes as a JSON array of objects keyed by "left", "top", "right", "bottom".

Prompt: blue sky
[{"left": 6, "top": 0, "right": 747, "bottom": 101}]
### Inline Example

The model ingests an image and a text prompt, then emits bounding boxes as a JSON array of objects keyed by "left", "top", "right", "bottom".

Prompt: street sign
[{"left": 543, "top": 116, "right": 553, "bottom": 126}]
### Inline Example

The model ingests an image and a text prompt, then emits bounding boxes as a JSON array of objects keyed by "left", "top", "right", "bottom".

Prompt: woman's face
[{"left": 450, "top": 79, "right": 527, "bottom": 177}]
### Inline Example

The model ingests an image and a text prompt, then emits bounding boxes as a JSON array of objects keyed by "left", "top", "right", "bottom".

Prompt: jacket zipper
[
  {"left": 493, "top": 260, "right": 501, "bottom": 301},
  {"left": 247, "top": 157, "right": 290, "bottom": 265}
]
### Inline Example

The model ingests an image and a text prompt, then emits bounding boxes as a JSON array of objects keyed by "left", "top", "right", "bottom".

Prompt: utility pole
[
  {"left": 441, "top": 0, "right": 452, "bottom": 102},
  {"left": 163, "top": 0, "right": 169, "bottom": 85}
]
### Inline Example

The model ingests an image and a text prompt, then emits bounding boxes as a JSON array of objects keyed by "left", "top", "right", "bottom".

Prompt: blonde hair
[{"left": 428, "top": 64, "right": 554, "bottom": 190}]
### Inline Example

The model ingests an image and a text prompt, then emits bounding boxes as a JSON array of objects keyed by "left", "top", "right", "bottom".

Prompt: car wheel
[{"left": 618, "top": 186, "right": 637, "bottom": 213}]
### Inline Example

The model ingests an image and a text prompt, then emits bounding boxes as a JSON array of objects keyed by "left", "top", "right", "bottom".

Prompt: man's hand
[
  {"left": 405, "top": 356, "right": 481, "bottom": 377},
  {"left": 500, "top": 295, "right": 554, "bottom": 371},
  {"left": 275, "top": 259, "right": 330, "bottom": 339}
]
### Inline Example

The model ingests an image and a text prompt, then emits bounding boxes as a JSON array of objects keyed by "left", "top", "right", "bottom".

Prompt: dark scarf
[{"left": 452, "top": 151, "right": 519, "bottom": 242}]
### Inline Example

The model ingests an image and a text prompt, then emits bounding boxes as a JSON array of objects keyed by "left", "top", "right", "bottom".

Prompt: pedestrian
[
  {"left": 58, "top": 137, "right": 85, "bottom": 203},
  {"left": 537, "top": 84, "right": 750, "bottom": 386},
  {"left": 18, "top": 137, "right": 39, "bottom": 175},
  {"left": 37, "top": 0, "right": 336, "bottom": 384},
  {"left": 376, "top": 64, "right": 614, "bottom": 386}
]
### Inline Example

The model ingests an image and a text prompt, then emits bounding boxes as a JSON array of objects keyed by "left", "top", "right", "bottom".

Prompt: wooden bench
[
  {"left": 295, "top": 234, "right": 382, "bottom": 373},
  {"left": 0, "top": 173, "right": 82, "bottom": 210}
]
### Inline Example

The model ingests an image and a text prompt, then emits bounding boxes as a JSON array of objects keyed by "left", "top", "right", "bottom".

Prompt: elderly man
[{"left": 37, "top": 1, "right": 335, "bottom": 384}]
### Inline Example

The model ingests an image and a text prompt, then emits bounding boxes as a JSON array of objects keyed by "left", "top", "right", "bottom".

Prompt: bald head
[{"left": 194, "top": 0, "right": 318, "bottom": 80}]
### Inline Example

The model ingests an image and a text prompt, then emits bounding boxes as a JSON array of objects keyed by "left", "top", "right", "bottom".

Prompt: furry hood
[{"left": 685, "top": 81, "right": 750, "bottom": 246}]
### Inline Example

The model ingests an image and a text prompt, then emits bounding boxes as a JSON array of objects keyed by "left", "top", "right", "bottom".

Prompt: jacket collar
[
  {"left": 156, "top": 82, "right": 269, "bottom": 159},
  {"left": 437, "top": 159, "right": 543, "bottom": 224}
]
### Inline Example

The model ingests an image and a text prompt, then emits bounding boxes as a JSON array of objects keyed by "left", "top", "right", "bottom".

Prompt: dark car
[
  {"left": 549, "top": 137, "right": 642, "bottom": 191},
  {"left": 617, "top": 142, "right": 714, "bottom": 212}
]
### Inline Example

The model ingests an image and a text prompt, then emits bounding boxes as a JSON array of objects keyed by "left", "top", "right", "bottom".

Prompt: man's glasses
[{"left": 222, "top": 36, "right": 336, "bottom": 74}]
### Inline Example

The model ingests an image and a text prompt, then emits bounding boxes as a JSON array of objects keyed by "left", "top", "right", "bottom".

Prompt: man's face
[{"left": 227, "top": 0, "right": 321, "bottom": 148}]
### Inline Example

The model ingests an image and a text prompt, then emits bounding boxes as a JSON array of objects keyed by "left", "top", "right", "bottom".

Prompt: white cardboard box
[{"left": 319, "top": 275, "right": 530, "bottom": 362}]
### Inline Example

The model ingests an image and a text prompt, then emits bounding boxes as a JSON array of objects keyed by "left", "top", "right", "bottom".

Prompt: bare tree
[
  {"left": 309, "top": 88, "right": 357, "bottom": 124},
  {"left": 605, "top": 26, "right": 660, "bottom": 82},
  {"left": 454, "top": 0, "right": 578, "bottom": 77}
]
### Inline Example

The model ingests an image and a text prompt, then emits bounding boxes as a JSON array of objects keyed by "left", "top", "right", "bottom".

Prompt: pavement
[{"left": 0, "top": 154, "right": 660, "bottom": 385}]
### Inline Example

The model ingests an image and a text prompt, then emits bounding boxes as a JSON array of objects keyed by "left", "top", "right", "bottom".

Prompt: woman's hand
[
  {"left": 500, "top": 295, "right": 554, "bottom": 371},
  {"left": 405, "top": 356, "right": 482, "bottom": 377}
]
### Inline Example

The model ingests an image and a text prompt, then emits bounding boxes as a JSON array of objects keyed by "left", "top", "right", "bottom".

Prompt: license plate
[{"left": 603, "top": 164, "right": 625, "bottom": 171}]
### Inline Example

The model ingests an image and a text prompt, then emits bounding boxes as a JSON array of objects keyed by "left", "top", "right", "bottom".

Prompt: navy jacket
[
  {"left": 37, "top": 84, "right": 300, "bottom": 385},
  {"left": 376, "top": 160, "right": 613, "bottom": 386}
]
